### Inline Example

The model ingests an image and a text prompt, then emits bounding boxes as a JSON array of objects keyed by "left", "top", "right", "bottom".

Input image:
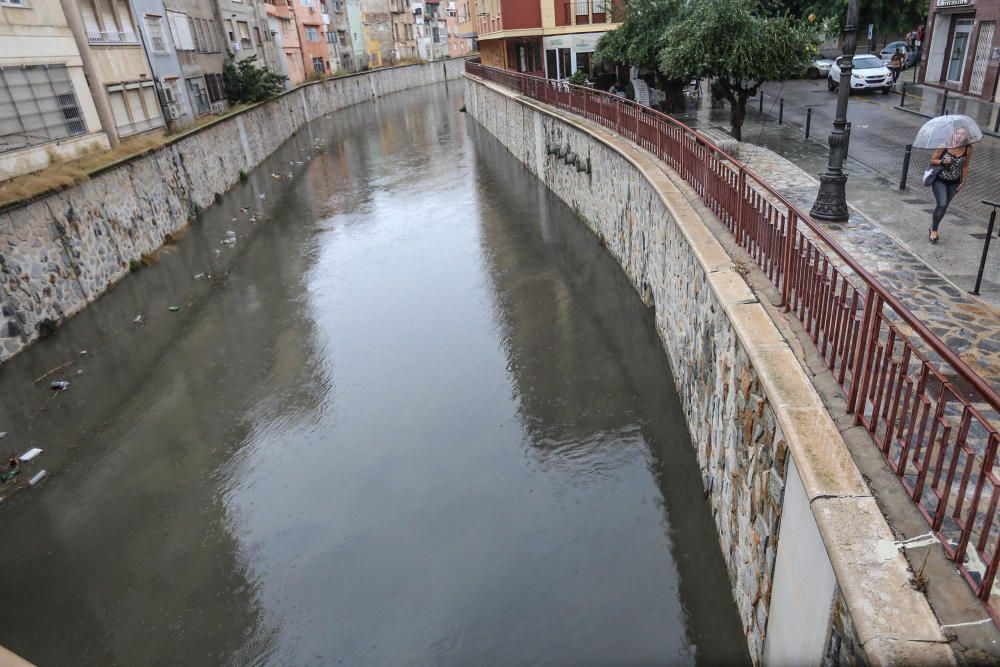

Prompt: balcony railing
[
  {"left": 465, "top": 58, "right": 1000, "bottom": 626},
  {"left": 87, "top": 31, "right": 140, "bottom": 45},
  {"left": 563, "top": 0, "right": 610, "bottom": 25}
]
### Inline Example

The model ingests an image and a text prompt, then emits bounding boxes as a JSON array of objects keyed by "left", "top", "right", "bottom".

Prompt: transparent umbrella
[{"left": 912, "top": 115, "right": 983, "bottom": 149}]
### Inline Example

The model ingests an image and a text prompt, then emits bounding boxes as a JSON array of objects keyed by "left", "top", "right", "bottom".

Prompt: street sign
[{"left": 867, "top": 24, "right": 873, "bottom": 39}]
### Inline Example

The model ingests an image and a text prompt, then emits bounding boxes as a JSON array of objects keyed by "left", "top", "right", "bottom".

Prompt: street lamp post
[{"left": 810, "top": 0, "right": 860, "bottom": 222}]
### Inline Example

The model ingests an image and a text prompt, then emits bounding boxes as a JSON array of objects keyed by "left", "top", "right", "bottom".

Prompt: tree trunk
[{"left": 730, "top": 97, "right": 746, "bottom": 142}]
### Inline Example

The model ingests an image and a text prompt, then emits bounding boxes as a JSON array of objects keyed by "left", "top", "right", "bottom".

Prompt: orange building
[
  {"left": 291, "top": 0, "right": 331, "bottom": 75},
  {"left": 266, "top": 0, "right": 307, "bottom": 85},
  {"left": 477, "top": 0, "right": 620, "bottom": 78}
]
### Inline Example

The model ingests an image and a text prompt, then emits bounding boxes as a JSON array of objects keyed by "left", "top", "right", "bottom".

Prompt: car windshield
[
  {"left": 854, "top": 56, "right": 883, "bottom": 69},
  {"left": 883, "top": 43, "right": 906, "bottom": 52}
]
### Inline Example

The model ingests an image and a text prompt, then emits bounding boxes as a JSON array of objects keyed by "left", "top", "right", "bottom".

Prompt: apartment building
[
  {"left": 61, "top": 0, "right": 165, "bottom": 145},
  {"left": 217, "top": 0, "right": 279, "bottom": 69},
  {"left": 923, "top": 0, "right": 1000, "bottom": 102},
  {"left": 291, "top": 0, "right": 328, "bottom": 75},
  {"left": 360, "top": 0, "right": 392, "bottom": 66},
  {"left": 265, "top": 0, "right": 305, "bottom": 84},
  {"left": 130, "top": 0, "right": 227, "bottom": 128},
  {"left": 344, "top": 0, "right": 366, "bottom": 69},
  {"left": 324, "top": 0, "right": 355, "bottom": 71},
  {"left": 454, "top": 0, "right": 477, "bottom": 54},
  {"left": 0, "top": 0, "right": 109, "bottom": 180},
  {"left": 446, "top": 1, "right": 470, "bottom": 57},
  {"left": 477, "top": 0, "right": 620, "bottom": 78},
  {"left": 414, "top": 0, "right": 448, "bottom": 60},
  {"left": 390, "top": 0, "right": 416, "bottom": 61}
]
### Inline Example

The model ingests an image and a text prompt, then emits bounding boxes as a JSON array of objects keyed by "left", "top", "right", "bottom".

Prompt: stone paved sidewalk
[{"left": 737, "top": 143, "right": 1000, "bottom": 395}]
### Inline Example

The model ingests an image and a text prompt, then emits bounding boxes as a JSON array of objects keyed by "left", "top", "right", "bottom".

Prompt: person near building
[
  {"left": 928, "top": 127, "right": 974, "bottom": 243},
  {"left": 889, "top": 48, "right": 905, "bottom": 85}
]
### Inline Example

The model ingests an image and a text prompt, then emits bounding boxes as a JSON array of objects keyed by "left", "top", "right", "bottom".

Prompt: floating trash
[
  {"left": 194, "top": 273, "right": 205, "bottom": 279},
  {"left": 28, "top": 470, "right": 47, "bottom": 487},
  {"left": 79, "top": 350, "right": 88, "bottom": 356},
  {"left": 168, "top": 306, "right": 180, "bottom": 312},
  {"left": 133, "top": 314, "right": 144, "bottom": 324},
  {"left": 50, "top": 380, "right": 70, "bottom": 391},
  {"left": 259, "top": 194, "right": 267, "bottom": 200},
  {"left": 0, "top": 432, "right": 7, "bottom": 441},
  {"left": 19, "top": 448, "right": 42, "bottom": 463}
]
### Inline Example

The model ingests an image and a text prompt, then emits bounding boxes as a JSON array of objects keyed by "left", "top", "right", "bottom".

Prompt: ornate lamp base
[{"left": 810, "top": 172, "right": 849, "bottom": 222}]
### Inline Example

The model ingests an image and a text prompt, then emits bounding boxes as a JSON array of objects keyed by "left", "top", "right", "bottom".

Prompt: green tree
[
  {"left": 223, "top": 56, "right": 288, "bottom": 104},
  {"left": 766, "top": 0, "right": 926, "bottom": 44},
  {"left": 594, "top": 0, "right": 688, "bottom": 110},
  {"left": 658, "top": 0, "right": 818, "bottom": 140}
]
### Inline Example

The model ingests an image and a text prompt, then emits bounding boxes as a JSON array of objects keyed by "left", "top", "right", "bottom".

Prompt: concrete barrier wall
[
  {"left": 464, "top": 74, "right": 953, "bottom": 666},
  {"left": 0, "top": 59, "right": 465, "bottom": 363}
]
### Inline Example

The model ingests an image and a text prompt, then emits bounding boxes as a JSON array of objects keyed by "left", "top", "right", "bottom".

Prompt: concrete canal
[{"left": 0, "top": 83, "right": 748, "bottom": 665}]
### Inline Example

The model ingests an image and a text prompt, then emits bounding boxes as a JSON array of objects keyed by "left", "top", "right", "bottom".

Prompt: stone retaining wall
[
  {"left": 464, "top": 74, "right": 953, "bottom": 666},
  {"left": 0, "top": 59, "right": 464, "bottom": 363}
]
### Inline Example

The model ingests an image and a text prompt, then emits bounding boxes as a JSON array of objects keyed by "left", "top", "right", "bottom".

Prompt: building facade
[
  {"left": 414, "top": 0, "right": 448, "bottom": 60},
  {"left": 360, "top": 0, "right": 393, "bottom": 66},
  {"left": 923, "top": 0, "right": 1000, "bottom": 102},
  {"left": 454, "top": 0, "right": 477, "bottom": 54},
  {"left": 390, "top": 0, "right": 416, "bottom": 61},
  {"left": 163, "top": 0, "right": 228, "bottom": 117},
  {"left": 61, "top": 0, "right": 166, "bottom": 145},
  {"left": 324, "top": 0, "right": 354, "bottom": 71},
  {"left": 265, "top": 0, "right": 302, "bottom": 84},
  {"left": 217, "top": 0, "right": 279, "bottom": 70},
  {"left": 291, "top": 0, "right": 329, "bottom": 76},
  {"left": 477, "top": 0, "right": 620, "bottom": 78},
  {"left": 0, "top": 0, "right": 110, "bottom": 180}
]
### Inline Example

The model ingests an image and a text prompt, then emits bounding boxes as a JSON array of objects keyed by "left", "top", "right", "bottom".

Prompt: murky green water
[{"left": 0, "top": 83, "right": 748, "bottom": 665}]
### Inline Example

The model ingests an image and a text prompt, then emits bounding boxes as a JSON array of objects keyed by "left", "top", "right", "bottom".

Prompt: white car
[
  {"left": 806, "top": 58, "right": 835, "bottom": 79},
  {"left": 827, "top": 54, "right": 893, "bottom": 94}
]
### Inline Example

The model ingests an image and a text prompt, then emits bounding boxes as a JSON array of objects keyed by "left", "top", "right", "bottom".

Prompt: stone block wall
[
  {"left": 464, "top": 74, "right": 953, "bottom": 667},
  {"left": 464, "top": 76, "right": 787, "bottom": 663},
  {"left": 0, "top": 59, "right": 464, "bottom": 363}
]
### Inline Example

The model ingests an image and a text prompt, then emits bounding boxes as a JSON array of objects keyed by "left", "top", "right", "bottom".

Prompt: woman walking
[
  {"left": 889, "top": 48, "right": 906, "bottom": 85},
  {"left": 929, "top": 126, "right": 973, "bottom": 243}
]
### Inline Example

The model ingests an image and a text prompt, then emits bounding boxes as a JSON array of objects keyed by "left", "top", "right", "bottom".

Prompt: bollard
[
  {"left": 971, "top": 201, "right": 1000, "bottom": 295},
  {"left": 759, "top": 91, "right": 764, "bottom": 114},
  {"left": 805, "top": 107, "right": 812, "bottom": 139},
  {"left": 939, "top": 88, "right": 949, "bottom": 116},
  {"left": 994, "top": 108, "right": 1000, "bottom": 133},
  {"left": 899, "top": 144, "right": 912, "bottom": 190},
  {"left": 900, "top": 82, "right": 907, "bottom": 107},
  {"left": 912, "top": 63, "right": 918, "bottom": 83},
  {"left": 778, "top": 98, "right": 784, "bottom": 124}
]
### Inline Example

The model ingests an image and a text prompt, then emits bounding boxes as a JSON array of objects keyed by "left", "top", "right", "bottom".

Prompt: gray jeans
[{"left": 931, "top": 178, "right": 959, "bottom": 231}]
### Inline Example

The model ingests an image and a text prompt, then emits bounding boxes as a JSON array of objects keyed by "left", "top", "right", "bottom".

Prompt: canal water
[{"left": 0, "top": 83, "right": 748, "bottom": 665}]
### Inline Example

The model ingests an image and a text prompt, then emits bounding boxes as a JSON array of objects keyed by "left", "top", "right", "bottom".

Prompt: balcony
[
  {"left": 562, "top": 0, "right": 611, "bottom": 25},
  {"left": 87, "top": 31, "right": 140, "bottom": 45}
]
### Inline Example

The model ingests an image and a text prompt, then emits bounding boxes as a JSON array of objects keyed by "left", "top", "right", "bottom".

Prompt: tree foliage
[
  {"left": 223, "top": 56, "right": 288, "bottom": 104},
  {"left": 766, "top": 0, "right": 926, "bottom": 40},
  {"left": 658, "top": 0, "right": 818, "bottom": 139},
  {"left": 594, "top": 0, "right": 682, "bottom": 73}
]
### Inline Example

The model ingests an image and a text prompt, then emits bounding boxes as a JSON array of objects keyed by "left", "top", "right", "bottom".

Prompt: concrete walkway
[{"left": 898, "top": 82, "right": 1000, "bottom": 133}]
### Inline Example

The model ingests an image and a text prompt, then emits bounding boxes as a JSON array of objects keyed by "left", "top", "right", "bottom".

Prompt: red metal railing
[{"left": 465, "top": 59, "right": 1000, "bottom": 618}]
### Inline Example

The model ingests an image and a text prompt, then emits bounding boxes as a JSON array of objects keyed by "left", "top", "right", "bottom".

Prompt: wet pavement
[{"left": 0, "top": 84, "right": 748, "bottom": 665}]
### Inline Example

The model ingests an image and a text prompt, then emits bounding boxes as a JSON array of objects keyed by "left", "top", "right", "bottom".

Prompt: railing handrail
[{"left": 466, "top": 60, "right": 1000, "bottom": 415}]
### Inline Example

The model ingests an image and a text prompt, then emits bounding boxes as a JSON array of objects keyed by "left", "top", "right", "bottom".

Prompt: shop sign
[
  {"left": 936, "top": 0, "right": 970, "bottom": 7},
  {"left": 544, "top": 31, "right": 606, "bottom": 51}
]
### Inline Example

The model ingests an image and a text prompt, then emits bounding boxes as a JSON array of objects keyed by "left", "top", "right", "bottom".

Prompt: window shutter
[
  {"left": 115, "top": 0, "right": 135, "bottom": 37},
  {"left": 100, "top": 0, "right": 119, "bottom": 38},
  {"left": 79, "top": 0, "right": 102, "bottom": 38}
]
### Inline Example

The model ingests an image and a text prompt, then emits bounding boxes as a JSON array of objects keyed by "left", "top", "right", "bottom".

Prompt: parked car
[
  {"left": 806, "top": 58, "right": 835, "bottom": 79},
  {"left": 828, "top": 55, "right": 892, "bottom": 94},
  {"left": 879, "top": 42, "right": 918, "bottom": 68}
]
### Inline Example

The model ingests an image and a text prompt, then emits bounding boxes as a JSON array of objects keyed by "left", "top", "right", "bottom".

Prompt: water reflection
[{"left": 0, "top": 84, "right": 747, "bottom": 665}]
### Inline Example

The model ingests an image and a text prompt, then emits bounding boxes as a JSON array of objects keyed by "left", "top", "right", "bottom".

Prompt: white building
[{"left": 0, "top": 0, "right": 111, "bottom": 181}]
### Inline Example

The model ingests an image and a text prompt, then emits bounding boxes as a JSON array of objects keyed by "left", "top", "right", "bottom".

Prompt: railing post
[
  {"left": 900, "top": 82, "right": 907, "bottom": 107},
  {"left": 899, "top": 144, "right": 912, "bottom": 190},
  {"left": 805, "top": 107, "right": 812, "bottom": 139},
  {"left": 994, "top": 108, "right": 1000, "bottom": 133},
  {"left": 780, "top": 210, "right": 797, "bottom": 309},
  {"left": 939, "top": 88, "right": 949, "bottom": 116},
  {"left": 778, "top": 98, "right": 784, "bottom": 124},
  {"left": 848, "top": 289, "right": 881, "bottom": 421},
  {"left": 972, "top": 203, "right": 999, "bottom": 295},
  {"left": 759, "top": 90, "right": 764, "bottom": 115}
]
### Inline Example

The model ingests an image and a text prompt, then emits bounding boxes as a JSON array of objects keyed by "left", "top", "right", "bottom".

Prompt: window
[
  {"left": 186, "top": 78, "right": 209, "bottom": 115},
  {"left": 254, "top": 26, "right": 262, "bottom": 46},
  {"left": 79, "top": 0, "right": 140, "bottom": 44},
  {"left": 106, "top": 80, "right": 162, "bottom": 136},
  {"left": 237, "top": 21, "right": 251, "bottom": 48},
  {"left": 337, "top": 30, "right": 347, "bottom": 46},
  {"left": 305, "top": 27, "right": 319, "bottom": 41},
  {"left": 144, "top": 15, "right": 168, "bottom": 53},
  {"left": 226, "top": 19, "right": 235, "bottom": 42},
  {"left": 0, "top": 65, "right": 88, "bottom": 154},
  {"left": 0, "top": 0, "right": 26, "bottom": 6},
  {"left": 167, "top": 11, "right": 195, "bottom": 51},
  {"left": 312, "top": 57, "right": 324, "bottom": 72},
  {"left": 193, "top": 18, "right": 207, "bottom": 52}
]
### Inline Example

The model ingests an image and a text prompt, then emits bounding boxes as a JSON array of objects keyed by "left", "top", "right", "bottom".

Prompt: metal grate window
[{"left": 0, "top": 65, "right": 87, "bottom": 155}]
